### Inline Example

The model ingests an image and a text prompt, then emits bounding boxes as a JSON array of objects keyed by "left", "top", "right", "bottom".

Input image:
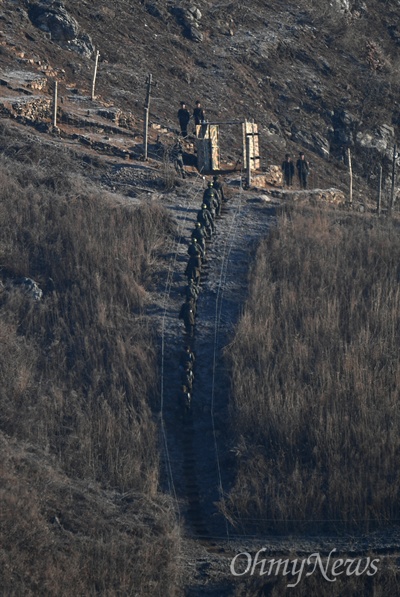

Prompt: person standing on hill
[
  {"left": 282, "top": 154, "right": 295, "bottom": 187},
  {"left": 193, "top": 100, "right": 205, "bottom": 127},
  {"left": 177, "top": 102, "right": 191, "bottom": 138},
  {"left": 296, "top": 152, "right": 310, "bottom": 189}
]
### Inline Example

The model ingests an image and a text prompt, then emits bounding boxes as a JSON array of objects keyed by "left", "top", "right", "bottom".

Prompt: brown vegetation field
[
  {"left": 0, "top": 122, "right": 180, "bottom": 595},
  {"left": 226, "top": 206, "right": 400, "bottom": 534},
  {"left": 232, "top": 558, "right": 400, "bottom": 597}
]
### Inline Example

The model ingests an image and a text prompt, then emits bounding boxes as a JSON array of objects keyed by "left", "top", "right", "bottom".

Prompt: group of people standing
[
  {"left": 178, "top": 176, "right": 226, "bottom": 415},
  {"left": 281, "top": 152, "right": 310, "bottom": 189},
  {"left": 177, "top": 100, "right": 206, "bottom": 138},
  {"left": 171, "top": 100, "right": 207, "bottom": 179}
]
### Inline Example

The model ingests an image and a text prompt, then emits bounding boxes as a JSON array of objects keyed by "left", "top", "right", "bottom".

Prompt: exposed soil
[
  {"left": 3, "top": 1, "right": 400, "bottom": 593},
  {"left": 151, "top": 177, "right": 400, "bottom": 595}
]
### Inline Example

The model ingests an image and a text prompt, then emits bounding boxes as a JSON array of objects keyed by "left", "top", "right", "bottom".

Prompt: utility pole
[
  {"left": 377, "top": 165, "right": 382, "bottom": 216},
  {"left": 91, "top": 50, "right": 100, "bottom": 101},
  {"left": 389, "top": 144, "right": 397, "bottom": 215},
  {"left": 143, "top": 73, "right": 152, "bottom": 160},
  {"left": 52, "top": 80, "right": 58, "bottom": 128},
  {"left": 347, "top": 147, "right": 353, "bottom": 206}
]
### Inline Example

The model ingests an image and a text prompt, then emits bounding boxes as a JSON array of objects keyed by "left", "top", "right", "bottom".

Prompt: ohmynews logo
[{"left": 230, "top": 549, "right": 379, "bottom": 588}]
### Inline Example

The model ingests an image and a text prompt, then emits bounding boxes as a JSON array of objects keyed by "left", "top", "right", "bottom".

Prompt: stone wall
[
  {"left": 0, "top": 97, "right": 52, "bottom": 121},
  {"left": 251, "top": 165, "right": 283, "bottom": 188},
  {"left": 268, "top": 187, "right": 346, "bottom": 206}
]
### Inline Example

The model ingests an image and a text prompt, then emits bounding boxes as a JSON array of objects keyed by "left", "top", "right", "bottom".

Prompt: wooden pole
[
  {"left": 390, "top": 144, "right": 397, "bottom": 215},
  {"left": 347, "top": 147, "right": 353, "bottom": 206},
  {"left": 91, "top": 50, "right": 100, "bottom": 101},
  {"left": 143, "top": 107, "right": 149, "bottom": 161},
  {"left": 246, "top": 135, "right": 251, "bottom": 188},
  {"left": 377, "top": 165, "right": 382, "bottom": 216},
  {"left": 143, "top": 73, "right": 152, "bottom": 160},
  {"left": 52, "top": 80, "right": 58, "bottom": 128}
]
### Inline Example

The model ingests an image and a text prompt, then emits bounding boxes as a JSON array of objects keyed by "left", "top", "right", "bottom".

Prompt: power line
[{"left": 159, "top": 169, "right": 205, "bottom": 523}]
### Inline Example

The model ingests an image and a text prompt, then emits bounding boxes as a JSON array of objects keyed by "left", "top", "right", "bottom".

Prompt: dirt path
[
  {"left": 147, "top": 178, "right": 276, "bottom": 592},
  {"left": 150, "top": 179, "right": 400, "bottom": 596}
]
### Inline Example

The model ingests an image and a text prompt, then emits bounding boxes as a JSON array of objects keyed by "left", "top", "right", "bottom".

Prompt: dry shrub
[
  {"left": 0, "top": 433, "right": 181, "bottom": 596},
  {"left": 226, "top": 207, "right": 400, "bottom": 532},
  {"left": 0, "top": 159, "right": 173, "bottom": 491},
  {"left": 0, "top": 124, "right": 180, "bottom": 593}
]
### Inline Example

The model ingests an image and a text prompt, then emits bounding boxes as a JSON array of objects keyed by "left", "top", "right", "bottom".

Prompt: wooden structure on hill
[
  {"left": 195, "top": 123, "right": 220, "bottom": 173},
  {"left": 195, "top": 119, "right": 260, "bottom": 176},
  {"left": 242, "top": 120, "right": 260, "bottom": 171}
]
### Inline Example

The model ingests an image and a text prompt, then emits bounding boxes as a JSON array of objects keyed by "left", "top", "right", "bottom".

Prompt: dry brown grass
[
  {"left": 232, "top": 558, "right": 400, "bottom": 596},
  {"left": 226, "top": 206, "right": 400, "bottom": 533},
  {"left": 0, "top": 124, "right": 180, "bottom": 594},
  {"left": 0, "top": 433, "right": 181, "bottom": 597}
]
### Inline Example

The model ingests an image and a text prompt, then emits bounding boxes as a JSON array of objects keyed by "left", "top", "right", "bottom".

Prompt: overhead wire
[
  {"left": 208, "top": 169, "right": 245, "bottom": 542},
  {"left": 159, "top": 145, "right": 246, "bottom": 540},
  {"left": 159, "top": 159, "right": 206, "bottom": 522}
]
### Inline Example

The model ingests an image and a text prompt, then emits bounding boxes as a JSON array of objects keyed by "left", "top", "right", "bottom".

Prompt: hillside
[
  {"left": 1, "top": 0, "right": 400, "bottom": 197},
  {"left": 2, "top": 1, "right": 400, "bottom": 596}
]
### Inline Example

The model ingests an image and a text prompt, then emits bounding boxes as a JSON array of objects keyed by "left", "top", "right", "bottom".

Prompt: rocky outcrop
[
  {"left": 331, "top": 0, "right": 368, "bottom": 16},
  {"left": 28, "top": 1, "right": 95, "bottom": 57},
  {"left": 356, "top": 124, "right": 395, "bottom": 157},
  {"left": 170, "top": 4, "right": 204, "bottom": 42},
  {"left": 28, "top": 1, "right": 79, "bottom": 41},
  {"left": 329, "top": 108, "right": 358, "bottom": 157},
  {"left": 14, "top": 277, "right": 43, "bottom": 301},
  {"left": 291, "top": 126, "right": 330, "bottom": 159}
]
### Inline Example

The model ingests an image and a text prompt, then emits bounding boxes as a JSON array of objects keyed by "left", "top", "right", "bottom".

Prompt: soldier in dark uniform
[
  {"left": 179, "top": 384, "right": 192, "bottom": 417},
  {"left": 202, "top": 181, "right": 214, "bottom": 202},
  {"left": 185, "top": 254, "right": 202, "bottom": 285},
  {"left": 203, "top": 182, "right": 219, "bottom": 218},
  {"left": 204, "top": 195, "right": 217, "bottom": 220},
  {"left": 197, "top": 204, "right": 215, "bottom": 236},
  {"left": 213, "top": 175, "right": 226, "bottom": 203},
  {"left": 282, "top": 154, "right": 295, "bottom": 187},
  {"left": 296, "top": 152, "right": 310, "bottom": 189},
  {"left": 179, "top": 300, "right": 195, "bottom": 336},
  {"left": 181, "top": 362, "right": 194, "bottom": 391},
  {"left": 171, "top": 140, "right": 186, "bottom": 178},
  {"left": 214, "top": 190, "right": 222, "bottom": 217},
  {"left": 192, "top": 222, "right": 207, "bottom": 252},
  {"left": 186, "top": 295, "right": 197, "bottom": 317},
  {"left": 180, "top": 345, "right": 196, "bottom": 369},
  {"left": 188, "top": 238, "right": 200, "bottom": 257},
  {"left": 177, "top": 102, "right": 190, "bottom": 138},
  {"left": 188, "top": 238, "right": 205, "bottom": 263},
  {"left": 184, "top": 279, "right": 200, "bottom": 302}
]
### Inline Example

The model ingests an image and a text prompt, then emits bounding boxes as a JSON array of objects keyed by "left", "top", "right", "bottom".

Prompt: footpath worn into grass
[{"left": 147, "top": 183, "right": 400, "bottom": 594}]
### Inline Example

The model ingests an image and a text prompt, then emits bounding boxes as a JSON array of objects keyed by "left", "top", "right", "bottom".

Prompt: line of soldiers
[{"left": 178, "top": 175, "right": 226, "bottom": 415}]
